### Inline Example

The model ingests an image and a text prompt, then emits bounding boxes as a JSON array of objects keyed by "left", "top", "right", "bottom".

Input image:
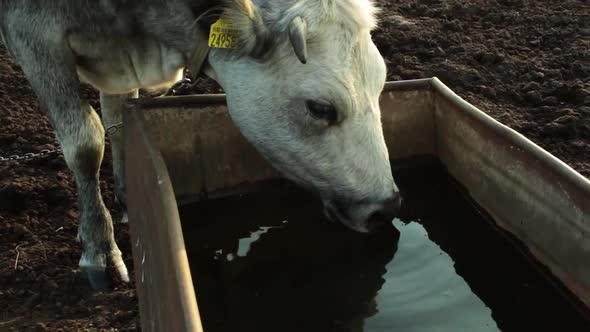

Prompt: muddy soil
[
  {"left": 372, "top": 0, "right": 590, "bottom": 176},
  {"left": 0, "top": 0, "right": 588, "bottom": 331},
  {"left": 0, "top": 50, "right": 138, "bottom": 331}
]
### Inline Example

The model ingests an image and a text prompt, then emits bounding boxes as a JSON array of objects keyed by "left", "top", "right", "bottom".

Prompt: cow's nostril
[
  {"left": 367, "top": 193, "right": 402, "bottom": 232},
  {"left": 367, "top": 211, "right": 391, "bottom": 232},
  {"left": 383, "top": 192, "right": 402, "bottom": 216}
]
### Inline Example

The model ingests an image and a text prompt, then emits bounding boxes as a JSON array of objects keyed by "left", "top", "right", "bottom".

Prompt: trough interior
[
  {"left": 177, "top": 157, "right": 590, "bottom": 332},
  {"left": 127, "top": 79, "right": 590, "bottom": 331}
]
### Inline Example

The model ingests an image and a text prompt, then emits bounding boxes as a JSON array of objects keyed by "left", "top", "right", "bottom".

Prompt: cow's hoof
[{"left": 83, "top": 267, "right": 112, "bottom": 291}]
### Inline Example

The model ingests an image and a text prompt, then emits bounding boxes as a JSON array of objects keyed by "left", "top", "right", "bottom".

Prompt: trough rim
[
  {"left": 429, "top": 77, "right": 590, "bottom": 194},
  {"left": 127, "top": 78, "right": 590, "bottom": 330},
  {"left": 131, "top": 77, "right": 590, "bottom": 191},
  {"left": 132, "top": 78, "right": 433, "bottom": 109}
]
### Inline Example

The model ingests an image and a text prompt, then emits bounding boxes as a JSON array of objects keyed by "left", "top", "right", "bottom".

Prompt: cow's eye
[{"left": 305, "top": 100, "right": 338, "bottom": 124}]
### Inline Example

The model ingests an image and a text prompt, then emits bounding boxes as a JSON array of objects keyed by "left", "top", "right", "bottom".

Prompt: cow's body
[
  {"left": 0, "top": 0, "right": 402, "bottom": 291},
  {"left": 1, "top": 0, "right": 211, "bottom": 92},
  {"left": 0, "top": 0, "right": 218, "bottom": 288}
]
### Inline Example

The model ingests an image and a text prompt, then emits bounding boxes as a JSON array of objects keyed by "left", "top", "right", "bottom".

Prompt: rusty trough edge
[
  {"left": 130, "top": 78, "right": 433, "bottom": 109},
  {"left": 430, "top": 77, "right": 590, "bottom": 307},
  {"left": 430, "top": 77, "right": 590, "bottom": 191},
  {"left": 126, "top": 78, "right": 590, "bottom": 327},
  {"left": 131, "top": 76, "right": 588, "bottom": 206},
  {"left": 124, "top": 105, "right": 204, "bottom": 332},
  {"left": 132, "top": 93, "right": 227, "bottom": 109}
]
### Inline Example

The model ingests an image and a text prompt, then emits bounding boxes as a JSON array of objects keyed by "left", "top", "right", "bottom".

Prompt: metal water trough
[{"left": 123, "top": 78, "right": 590, "bottom": 332}]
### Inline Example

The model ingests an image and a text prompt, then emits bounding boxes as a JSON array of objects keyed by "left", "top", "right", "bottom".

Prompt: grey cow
[{"left": 0, "top": 0, "right": 402, "bottom": 289}]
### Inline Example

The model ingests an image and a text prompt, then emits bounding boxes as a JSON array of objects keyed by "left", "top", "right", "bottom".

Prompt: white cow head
[{"left": 207, "top": 0, "right": 401, "bottom": 232}]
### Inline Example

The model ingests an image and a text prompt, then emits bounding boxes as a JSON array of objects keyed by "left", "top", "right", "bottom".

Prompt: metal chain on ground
[
  {"left": 0, "top": 122, "right": 123, "bottom": 163},
  {"left": 0, "top": 147, "right": 62, "bottom": 163},
  {"left": 163, "top": 77, "right": 193, "bottom": 96},
  {"left": 105, "top": 122, "right": 123, "bottom": 137}
]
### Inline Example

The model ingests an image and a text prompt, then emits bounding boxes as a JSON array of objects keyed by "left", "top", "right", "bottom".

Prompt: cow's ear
[
  {"left": 187, "top": 5, "right": 223, "bottom": 79},
  {"left": 196, "top": 8, "right": 222, "bottom": 32},
  {"left": 221, "top": 0, "right": 272, "bottom": 60},
  {"left": 186, "top": 26, "right": 211, "bottom": 79}
]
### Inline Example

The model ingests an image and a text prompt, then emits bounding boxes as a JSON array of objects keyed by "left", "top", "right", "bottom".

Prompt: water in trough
[{"left": 179, "top": 159, "right": 590, "bottom": 332}]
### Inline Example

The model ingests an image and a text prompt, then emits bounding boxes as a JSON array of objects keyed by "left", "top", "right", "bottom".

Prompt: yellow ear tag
[{"left": 208, "top": 18, "right": 239, "bottom": 49}]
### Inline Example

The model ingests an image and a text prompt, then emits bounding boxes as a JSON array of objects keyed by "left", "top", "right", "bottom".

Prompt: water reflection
[
  {"left": 186, "top": 211, "right": 399, "bottom": 331},
  {"left": 183, "top": 196, "right": 497, "bottom": 331},
  {"left": 365, "top": 219, "right": 498, "bottom": 331},
  {"left": 224, "top": 218, "right": 399, "bottom": 332}
]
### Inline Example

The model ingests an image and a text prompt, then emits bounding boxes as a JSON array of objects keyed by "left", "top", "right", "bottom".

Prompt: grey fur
[
  {"left": 0, "top": 0, "right": 224, "bottom": 286},
  {"left": 1, "top": 0, "right": 398, "bottom": 287}
]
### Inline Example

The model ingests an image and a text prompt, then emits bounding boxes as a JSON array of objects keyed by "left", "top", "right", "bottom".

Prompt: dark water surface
[{"left": 179, "top": 161, "right": 590, "bottom": 332}]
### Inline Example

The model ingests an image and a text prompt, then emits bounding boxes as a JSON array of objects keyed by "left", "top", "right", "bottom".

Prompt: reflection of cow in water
[{"left": 182, "top": 189, "right": 400, "bottom": 332}]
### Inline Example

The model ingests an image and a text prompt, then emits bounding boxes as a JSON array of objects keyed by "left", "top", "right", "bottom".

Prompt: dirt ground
[{"left": 0, "top": 0, "right": 588, "bottom": 331}]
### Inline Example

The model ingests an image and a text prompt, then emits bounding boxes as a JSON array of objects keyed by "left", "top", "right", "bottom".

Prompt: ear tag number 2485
[{"left": 208, "top": 19, "right": 239, "bottom": 49}]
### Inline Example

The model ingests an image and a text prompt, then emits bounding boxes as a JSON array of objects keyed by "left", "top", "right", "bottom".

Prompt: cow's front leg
[
  {"left": 100, "top": 90, "right": 139, "bottom": 224},
  {"left": 69, "top": 112, "right": 129, "bottom": 290},
  {"left": 11, "top": 39, "right": 128, "bottom": 290}
]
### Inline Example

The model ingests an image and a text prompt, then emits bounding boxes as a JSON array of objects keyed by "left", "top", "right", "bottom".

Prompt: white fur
[{"left": 209, "top": 0, "right": 397, "bottom": 231}]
